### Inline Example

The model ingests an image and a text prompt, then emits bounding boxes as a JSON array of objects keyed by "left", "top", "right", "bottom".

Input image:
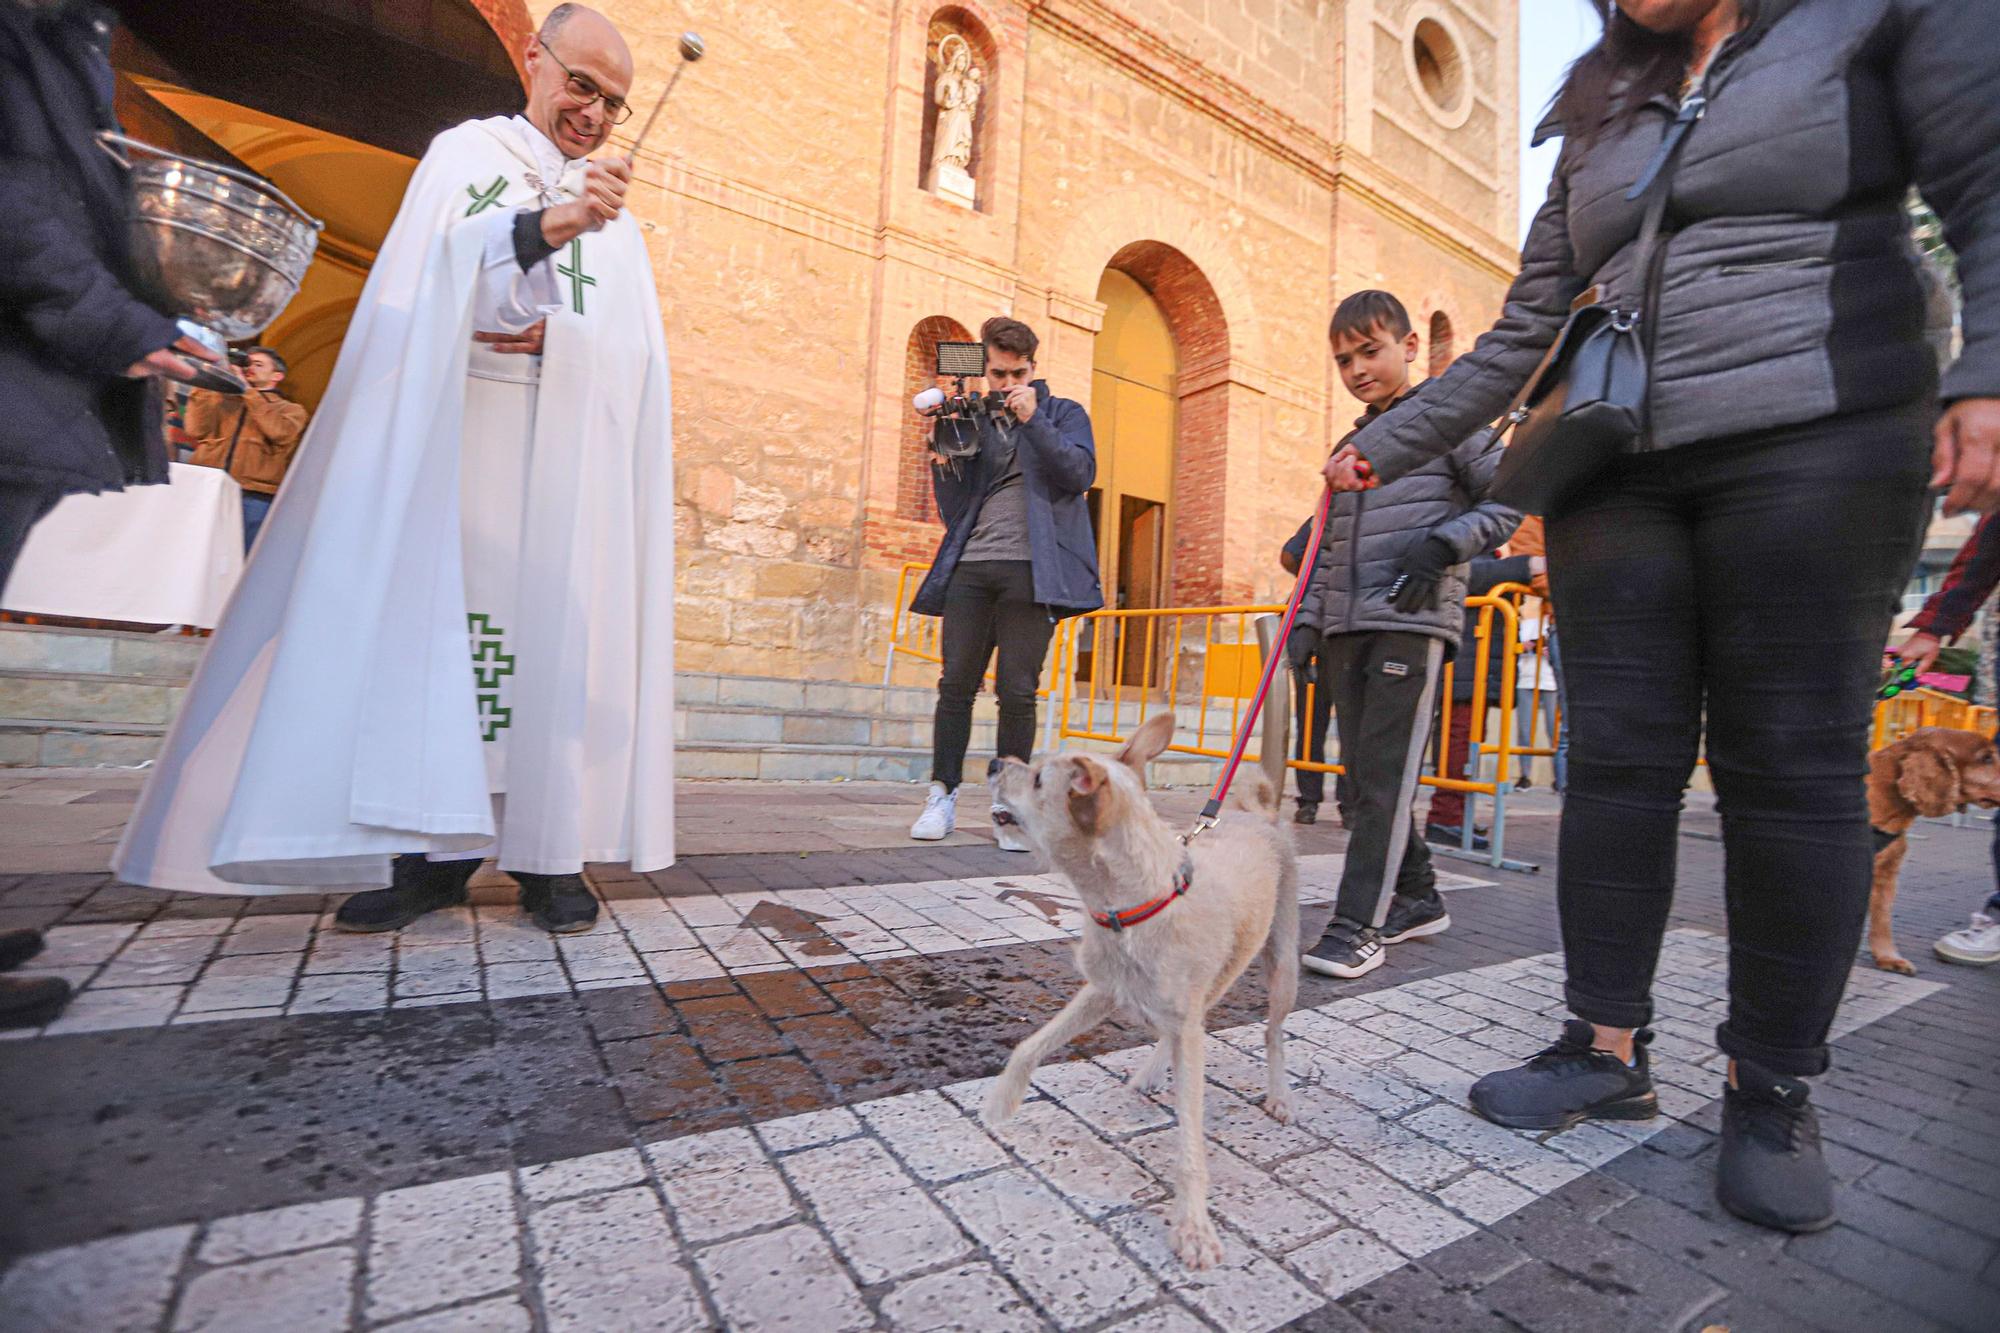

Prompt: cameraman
[
  {"left": 185, "top": 346, "right": 308, "bottom": 553},
  {"left": 908, "top": 316, "right": 1102, "bottom": 849}
]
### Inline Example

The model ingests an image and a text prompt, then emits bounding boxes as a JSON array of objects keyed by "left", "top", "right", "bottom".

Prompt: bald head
[{"left": 524, "top": 4, "right": 635, "bottom": 159}]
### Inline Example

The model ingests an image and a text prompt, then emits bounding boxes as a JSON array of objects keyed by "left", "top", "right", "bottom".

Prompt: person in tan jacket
[{"left": 185, "top": 346, "right": 308, "bottom": 553}]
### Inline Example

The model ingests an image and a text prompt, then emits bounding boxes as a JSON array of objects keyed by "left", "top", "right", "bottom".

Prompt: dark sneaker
[
  {"left": 1717, "top": 1060, "right": 1836, "bottom": 1233},
  {"left": 515, "top": 873, "right": 600, "bottom": 934},
  {"left": 1469, "top": 1019, "right": 1659, "bottom": 1130},
  {"left": 334, "top": 855, "right": 477, "bottom": 933},
  {"left": 0, "top": 974, "right": 72, "bottom": 1029},
  {"left": 1294, "top": 801, "right": 1319, "bottom": 826},
  {"left": 1302, "top": 920, "right": 1384, "bottom": 979},
  {"left": 1380, "top": 894, "right": 1450, "bottom": 944},
  {"left": 1424, "top": 823, "right": 1490, "bottom": 852},
  {"left": 0, "top": 929, "right": 45, "bottom": 972}
]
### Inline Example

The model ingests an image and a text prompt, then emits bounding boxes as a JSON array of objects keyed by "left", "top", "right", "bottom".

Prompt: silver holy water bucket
[{"left": 97, "top": 131, "right": 323, "bottom": 392}]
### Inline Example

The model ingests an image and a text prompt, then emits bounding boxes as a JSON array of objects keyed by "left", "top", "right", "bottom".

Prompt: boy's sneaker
[
  {"left": 1934, "top": 912, "right": 2000, "bottom": 965},
  {"left": 1469, "top": 1020, "right": 1658, "bottom": 1131},
  {"left": 1302, "top": 921, "right": 1383, "bottom": 978},
  {"left": 1379, "top": 894, "right": 1450, "bottom": 944},
  {"left": 991, "top": 807, "right": 1032, "bottom": 853},
  {"left": 1717, "top": 1060, "right": 1835, "bottom": 1233},
  {"left": 1294, "top": 800, "right": 1318, "bottom": 826},
  {"left": 910, "top": 782, "right": 957, "bottom": 841}
]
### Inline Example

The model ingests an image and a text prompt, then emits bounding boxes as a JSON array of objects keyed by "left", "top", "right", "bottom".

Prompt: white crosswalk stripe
[
  {"left": 5, "top": 856, "right": 1491, "bottom": 1039},
  {"left": 0, "top": 931, "right": 1939, "bottom": 1332}
]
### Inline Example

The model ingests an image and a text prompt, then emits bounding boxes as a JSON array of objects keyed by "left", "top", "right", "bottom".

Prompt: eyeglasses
[{"left": 537, "top": 35, "right": 633, "bottom": 124}]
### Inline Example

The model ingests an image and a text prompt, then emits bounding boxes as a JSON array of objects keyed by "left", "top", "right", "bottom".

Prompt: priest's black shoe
[
  {"left": 0, "top": 975, "right": 72, "bottom": 1028},
  {"left": 1468, "top": 1020, "right": 1659, "bottom": 1131},
  {"left": 515, "top": 873, "right": 600, "bottom": 934},
  {"left": 1717, "top": 1059, "right": 1836, "bottom": 1233},
  {"left": 335, "top": 855, "right": 478, "bottom": 933},
  {"left": 0, "top": 928, "right": 45, "bottom": 972}
]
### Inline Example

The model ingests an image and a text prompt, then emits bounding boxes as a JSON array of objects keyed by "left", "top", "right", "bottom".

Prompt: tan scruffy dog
[
  {"left": 984, "top": 712, "right": 1300, "bottom": 1270},
  {"left": 1865, "top": 726, "right": 2000, "bottom": 974}
]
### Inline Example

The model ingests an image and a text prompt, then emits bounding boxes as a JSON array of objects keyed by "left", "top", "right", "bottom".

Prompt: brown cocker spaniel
[{"left": 1865, "top": 727, "right": 2000, "bottom": 974}]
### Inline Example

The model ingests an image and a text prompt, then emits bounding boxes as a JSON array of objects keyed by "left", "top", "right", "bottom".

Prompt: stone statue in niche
[{"left": 929, "top": 34, "right": 982, "bottom": 208}]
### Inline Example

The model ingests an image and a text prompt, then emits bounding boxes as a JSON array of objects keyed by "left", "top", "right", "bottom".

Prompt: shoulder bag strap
[
  {"left": 1623, "top": 91, "right": 1707, "bottom": 311},
  {"left": 220, "top": 399, "right": 250, "bottom": 475}
]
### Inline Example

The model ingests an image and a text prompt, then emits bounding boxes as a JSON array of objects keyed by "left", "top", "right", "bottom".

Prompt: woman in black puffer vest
[{"left": 1322, "top": 0, "right": 1999, "bottom": 1234}]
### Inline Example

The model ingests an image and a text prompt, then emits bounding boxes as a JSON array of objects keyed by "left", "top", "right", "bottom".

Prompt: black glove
[
  {"left": 1389, "top": 537, "right": 1455, "bottom": 612},
  {"left": 1286, "top": 624, "right": 1322, "bottom": 684}
]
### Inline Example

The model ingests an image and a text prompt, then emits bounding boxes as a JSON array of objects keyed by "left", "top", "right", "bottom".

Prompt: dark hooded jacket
[{"left": 0, "top": 0, "right": 180, "bottom": 496}]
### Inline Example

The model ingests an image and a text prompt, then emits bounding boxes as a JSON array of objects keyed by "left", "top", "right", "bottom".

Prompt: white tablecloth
[{"left": 3, "top": 463, "right": 244, "bottom": 628}]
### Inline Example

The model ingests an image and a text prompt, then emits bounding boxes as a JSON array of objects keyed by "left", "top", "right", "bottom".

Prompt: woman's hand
[
  {"left": 123, "top": 335, "right": 221, "bottom": 382},
  {"left": 1931, "top": 398, "right": 2000, "bottom": 515},
  {"left": 1322, "top": 444, "right": 1377, "bottom": 493}
]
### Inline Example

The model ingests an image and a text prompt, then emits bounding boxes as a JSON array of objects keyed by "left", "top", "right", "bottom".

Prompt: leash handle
[{"left": 1201, "top": 481, "right": 1335, "bottom": 822}]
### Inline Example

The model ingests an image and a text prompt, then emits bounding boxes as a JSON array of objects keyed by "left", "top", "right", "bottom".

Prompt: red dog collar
[{"left": 1090, "top": 856, "right": 1194, "bottom": 933}]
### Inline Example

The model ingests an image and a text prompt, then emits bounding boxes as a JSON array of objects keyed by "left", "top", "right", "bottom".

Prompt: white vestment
[{"left": 113, "top": 116, "right": 676, "bottom": 893}]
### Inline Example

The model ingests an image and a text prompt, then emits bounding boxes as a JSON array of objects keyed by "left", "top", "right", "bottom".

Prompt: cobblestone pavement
[{"left": 1, "top": 773, "right": 1996, "bottom": 1332}]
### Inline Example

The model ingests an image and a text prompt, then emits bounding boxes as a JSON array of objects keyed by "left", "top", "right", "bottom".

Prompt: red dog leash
[{"left": 1186, "top": 466, "right": 1365, "bottom": 842}]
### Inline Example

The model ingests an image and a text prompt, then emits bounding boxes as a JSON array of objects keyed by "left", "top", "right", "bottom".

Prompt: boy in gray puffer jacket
[{"left": 1294, "top": 291, "right": 1519, "bottom": 980}]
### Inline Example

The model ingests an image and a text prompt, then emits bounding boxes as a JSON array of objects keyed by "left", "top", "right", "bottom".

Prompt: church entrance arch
[{"left": 108, "top": 0, "right": 530, "bottom": 410}]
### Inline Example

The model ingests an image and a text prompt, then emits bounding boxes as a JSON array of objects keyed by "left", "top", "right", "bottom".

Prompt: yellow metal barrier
[
  {"left": 1049, "top": 594, "right": 1538, "bottom": 868},
  {"left": 880, "top": 561, "right": 1065, "bottom": 700},
  {"left": 1872, "top": 688, "right": 1999, "bottom": 750}
]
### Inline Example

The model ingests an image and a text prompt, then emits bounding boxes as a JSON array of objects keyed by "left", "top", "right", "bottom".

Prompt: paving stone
[
  {"left": 982, "top": 1097, "right": 1165, "bottom": 1218},
  {"left": 780, "top": 1136, "right": 970, "bottom": 1283},
  {"left": 198, "top": 1198, "right": 362, "bottom": 1265},
  {"left": 374, "top": 1297, "right": 535, "bottom": 1332},
  {"left": 1032, "top": 1057, "right": 1175, "bottom": 1137},
  {"left": 1121, "top": 1130, "right": 1338, "bottom": 1254},
  {"left": 1276, "top": 1149, "right": 1478, "bottom": 1259},
  {"left": 1106, "top": 1208, "right": 1321, "bottom": 1332},
  {"left": 1786, "top": 1221, "right": 1997, "bottom": 1330},
  {"left": 879, "top": 1262, "right": 1042, "bottom": 1332},
  {"left": 694, "top": 1223, "right": 873, "bottom": 1333},
  {"left": 171, "top": 1245, "right": 354, "bottom": 1333},
  {"left": 940, "top": 1168, "right": 1158, "bottom": 1330},
  {"left": 518, "top": 1147, "right": 647, "bottom": 1204},
  {"left": 754, "top": 1104, "right": 864, "bottom": 1154},
  {"left": 857, "top": 1087, "right": 1010, "bottom": 1182},
  {"left": 1288, "top": 1227, "right": 1409, "bottom": 1298},
  {"left": 529, "top": 1187, "right": 706, "bottom": 1332},
  {"left": 0, "top": 1224, "right": 191, "bottom": 1333},
  {"left": 646, "top": 1125, "right": 797, "bottom": 1242},
  {"left": 365, "top": 1172, "right": 519, "bottom": 1322}
]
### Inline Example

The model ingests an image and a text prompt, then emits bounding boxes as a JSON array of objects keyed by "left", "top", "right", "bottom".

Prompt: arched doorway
[
  {"left": 1089, "top": 270, "right": 1177, "bottom": 682},
  {"left": 108, "top": 0, "right": 529, "bottom": 410}
]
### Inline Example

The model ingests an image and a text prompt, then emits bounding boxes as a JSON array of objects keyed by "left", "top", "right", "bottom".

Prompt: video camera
[{"left": 914, "top": 340, "right": 1012, "bottom": 462}]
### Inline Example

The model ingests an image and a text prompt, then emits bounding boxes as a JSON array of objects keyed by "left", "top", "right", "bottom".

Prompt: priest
[{"left": 113, "top": 4, "right": 676, "bottom": 935}]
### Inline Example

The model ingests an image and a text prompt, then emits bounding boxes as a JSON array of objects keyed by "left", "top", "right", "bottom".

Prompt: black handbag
[{"left": 1490, "top": 92, "right": 1707, "bottom": 516}]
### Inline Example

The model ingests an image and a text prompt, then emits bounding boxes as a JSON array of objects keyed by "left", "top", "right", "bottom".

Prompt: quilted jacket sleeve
[
  {"left": 1897, "top": 0, "right": 2000, "bottom": 403},
  {"left": 1349, "top": 168, "right": 1590, "bottom": 485}
]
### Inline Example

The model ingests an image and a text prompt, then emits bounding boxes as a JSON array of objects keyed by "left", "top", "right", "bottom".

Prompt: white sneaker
[
  {"left": 910, "top": 782, "right": 957, "bottom": 841},
  {"left": 1934, "top": 911, "right": 2000, "bottom": 966},
  {"left": 992, "top": 807, "right": 1032, "bottom": 853}
]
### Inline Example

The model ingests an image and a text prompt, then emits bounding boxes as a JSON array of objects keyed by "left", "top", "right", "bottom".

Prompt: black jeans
[
  {"left": 933, "top": 560, "right": 1055, "bottom": 790},
  {"left": 1547, "top": 405, "right": 1931, "bottom": 1076},
  {"left": 1320, "top": 630, "right": 1445, "bottom": 929},
  {"left": 0, "top": 489, "right": 62, "bottom": 600}
]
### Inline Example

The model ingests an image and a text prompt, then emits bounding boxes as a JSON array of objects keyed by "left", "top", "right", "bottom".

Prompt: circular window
[{"left": 1408, "top": 13, "right": 1471, "bottom": 128}]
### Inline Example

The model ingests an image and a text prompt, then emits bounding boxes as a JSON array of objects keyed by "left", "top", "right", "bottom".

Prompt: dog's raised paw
[
  {"left": 1872, "top": 954, "right": 1917, "bottom": 976},
  {"left": 1263, "top": 1090, "right": 1296, "bottom": 1124},
  {"left": 1170, "top": 1214, "right": 1225, "bottom": 1270}
]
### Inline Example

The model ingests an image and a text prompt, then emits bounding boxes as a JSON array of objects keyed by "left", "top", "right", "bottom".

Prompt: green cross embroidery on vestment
[
  {"left": 557, "top": 238, "right": 595, "bottom": 315},
  {"left": 466, "top": 612, "right": 516, "bottom": 742},
  {"left": 464, "top": 176, "right": 508, "bottom": 217}
]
